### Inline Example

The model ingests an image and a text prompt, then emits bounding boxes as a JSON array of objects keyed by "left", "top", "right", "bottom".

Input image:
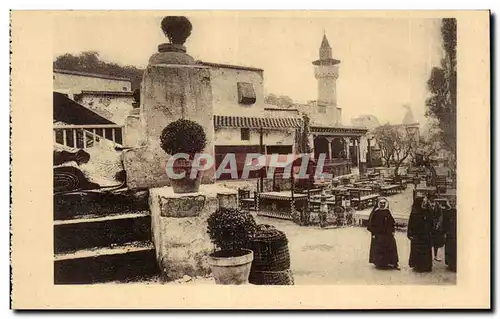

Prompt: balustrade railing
[{"left": 53, "top": 124, "right": 123, "bottom": 149}]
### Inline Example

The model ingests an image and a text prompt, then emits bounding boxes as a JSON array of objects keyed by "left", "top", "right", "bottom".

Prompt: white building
[
  {"left": 54, "top": 69, "right": 132, "bottom": 94},
  {"left": 53, "top": 69, "right": 135, "bottom": 150},
  {"left": 203, "top": 34, "right": 368, "bottom": 178}
]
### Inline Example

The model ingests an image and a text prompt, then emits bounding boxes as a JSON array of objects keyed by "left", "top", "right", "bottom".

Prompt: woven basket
[
  {"left": 247, "top": 225, "right": 291, "bottom": 272},
  {"left": 249, "top": 269, "right": 295, "bottom": 285}
]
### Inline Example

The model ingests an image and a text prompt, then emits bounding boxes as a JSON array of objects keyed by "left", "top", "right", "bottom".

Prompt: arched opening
[
  {"left": 331, "top": 138, "right": 345, "bottom": 159},
  {"left": 313, "top": 136, "right": 329, "bottom": 160}
]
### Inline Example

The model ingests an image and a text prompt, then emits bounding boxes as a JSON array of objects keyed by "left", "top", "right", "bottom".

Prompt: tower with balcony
[{"left": 312, "top": 33, "right": 341, "bottom": 124}]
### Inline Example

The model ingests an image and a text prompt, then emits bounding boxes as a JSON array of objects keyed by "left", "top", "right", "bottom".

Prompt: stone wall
[{"left": 208, "top": 66, "right": 265, "bottom": 117}]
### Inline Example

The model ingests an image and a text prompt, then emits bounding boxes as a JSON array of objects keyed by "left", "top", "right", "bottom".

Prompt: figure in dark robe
[
  {"left": 442, "top": 199, "right": 457, "bottom": 272},
  {"left": 367, "top": 198, "right": 400, "bottom": 270},
  {"left": 407, "top": 196, "right": 433, "bottom": 272},
  {"left": 425, "top": 194, "right": 445, "bottom": 261}
]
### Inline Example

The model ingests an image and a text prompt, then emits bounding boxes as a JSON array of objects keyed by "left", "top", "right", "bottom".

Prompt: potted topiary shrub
[
  {"left": 160, "top": 119, "right": 207, "bottom": 193},
  {"left": 206, "top": 207, "right": 257, "bottom": 285}
]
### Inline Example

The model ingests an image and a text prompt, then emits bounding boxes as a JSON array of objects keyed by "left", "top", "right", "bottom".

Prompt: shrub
[
  {"left": 160, "top": 119, "right": 207, "bottom": 157},
  {"left": 207, "top": 207, "right": 257, "bottom": 252}
]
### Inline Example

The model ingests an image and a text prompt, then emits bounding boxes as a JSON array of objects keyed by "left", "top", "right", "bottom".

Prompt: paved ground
[
  {"left": 254, "top": 220, "right": 456, "bottom": 285},
  {"left": 254, "top": 187, "right": 457, "bottom": 285}
]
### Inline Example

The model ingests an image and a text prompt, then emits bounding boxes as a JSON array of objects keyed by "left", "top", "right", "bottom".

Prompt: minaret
[{"left": 312, "top": 33, "right": 340, "bottom": 111}]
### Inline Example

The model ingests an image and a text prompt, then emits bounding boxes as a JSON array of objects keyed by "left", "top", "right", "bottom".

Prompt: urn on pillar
[{"left": 122, "top": 16, "right": 216, "bottom": 189}]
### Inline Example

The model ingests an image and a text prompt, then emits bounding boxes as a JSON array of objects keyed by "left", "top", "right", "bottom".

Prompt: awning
[
  {"left": 214, "top": 115, "right": 302, "bottom": 129},
  {"left": 311, "top": 126, "right": 368, "bottom": 136}
]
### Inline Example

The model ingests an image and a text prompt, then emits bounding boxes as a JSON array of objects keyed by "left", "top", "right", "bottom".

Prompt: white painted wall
[
  {"left": 209, "top": 65, "right": 298, "bottom": 150},
  {"left": 296, "top": 102, "right": 341, "bottom": 127},
  {"left": 54, "top": 72, "right": 132, "bottom": 94},
  {"left": 208, "top": 66, "right": 266, "bottom": 117},
  {"left": 214, "top": 128, "right": 296, "bottom": 147},
  {"left": 78, "top": 94, "right": 134, "bottom": 125}
]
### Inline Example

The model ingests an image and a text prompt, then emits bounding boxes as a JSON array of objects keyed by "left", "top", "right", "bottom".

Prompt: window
[
  {"left": 237, "top": 82, "right": 256, "bottom": 105},
  {"left": 240, "top": 128, "right": 250, "bottom": 141},
  {"left": 123, "top": 87, "right": 128, "bottom": 91},
  {"left": 318, "top": 106, "right": 326, "bottom": 114}
]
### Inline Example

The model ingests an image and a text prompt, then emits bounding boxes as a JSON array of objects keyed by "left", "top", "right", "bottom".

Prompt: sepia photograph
[{"left": 10, "top": 10, "right": 490, "bottom": 309}]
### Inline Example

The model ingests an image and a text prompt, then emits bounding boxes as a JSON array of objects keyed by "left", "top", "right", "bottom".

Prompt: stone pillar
[
  {"left": 150, "top": 184, "right": 237, "bottom": 281},
  {"left": 124, "top": 16, "right": 230, "bottom": 282},
  {"left": 359, "top": 135, "right": 367, "bottom": 175},
  {"left": 123, "top": 17, "right": 215, "bottom": 190},
  {"left": 326, "top": 137, "right": 333, "bottom": 160},
  {"left": 355, "top": 138, "right": 361, "bottom": 168},
  {"left": 344, "top": 137, "right": 351, "bottom": 174},
  {"left": 344, "top": 137, "right": 351, "bottom": 159}
]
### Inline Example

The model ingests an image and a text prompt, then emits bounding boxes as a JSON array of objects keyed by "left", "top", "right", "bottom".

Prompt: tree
[
  {"left": 373, "top": 124, "right": 417, "bottom": 176},
  {"left": 296, "top": 113, "right": 312, "bottom": 154},
  {"left": 264, "top": 94, "right": 294, "bottom": 108},
  {"left": 374, "top": 124, "right": 397, "bottom": 168},
  {"left": 264, "top": 93, "right": 279, "bottom": 105},
  {"left": 414, "top": 137, "right": 438, "bottom": 165},
  {"left": 425, "top": 18, "right": 457, "bottom": 158},
  {"left": 53, "top": 51, "right": 145, "bottom": 90},
  {"left": 277, "top": 95, "right": 294, "bottom": 108}
]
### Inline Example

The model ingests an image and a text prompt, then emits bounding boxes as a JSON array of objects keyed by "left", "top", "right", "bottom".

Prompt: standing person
[
  {"left": 367, "top": 197, "right": 380, "bottom": 226},
  {"left": 426, "top": 194, "right": 445, "bottom": 261},
  {"left": 367, "top": 198, "right": 400, "bottom": 270},
  {"left": 443, "top": 198, "right": 457, "bottom": 272},
  {"left": 407, "top": 196, "right": 433, "bottom": 272}
]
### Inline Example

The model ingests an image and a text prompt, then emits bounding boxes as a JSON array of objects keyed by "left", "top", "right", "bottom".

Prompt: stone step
[
  {"left": 54, "top": 241, "right": 159, "bottom": 284},
  {"left": 54, "top": 189, "right": 149, "bottom": 221},
  {"left": 54, "top": 210, "right": 151, "bottom": 254}
]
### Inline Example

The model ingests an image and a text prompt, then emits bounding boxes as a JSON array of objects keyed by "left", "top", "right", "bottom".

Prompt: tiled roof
[
  {"left": 214, "top": 115, "right": 302, "bottom": 129},
  {"left": 198, "top": 61, "right": 264, "bottom": 72},
  {"left": 311, "top": 126, "right": 368, "bottom": 136},
  {"left": 79, "top": 90, "right": 134, "bottom": 96}
]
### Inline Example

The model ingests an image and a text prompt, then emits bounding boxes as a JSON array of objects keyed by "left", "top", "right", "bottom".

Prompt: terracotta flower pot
[
  {"left": 208, "top": 249, "right": 254, "bottom": 285},
  {"left": 167, "top": 159, "right": 202, "bottom": 193}
]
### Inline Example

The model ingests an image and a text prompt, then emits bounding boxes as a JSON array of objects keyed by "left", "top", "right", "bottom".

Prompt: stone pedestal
[
  {"left": 123, "top": 64, "right": 216, "bottom": 190},
  {"left": 149, "top": 184, "right": 237, "bottom": 281},
  {"left": 217, "top": 192, "right": 237, "bottom": 209}
]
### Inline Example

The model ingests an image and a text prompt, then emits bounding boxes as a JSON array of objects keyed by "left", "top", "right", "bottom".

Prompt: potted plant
[
  {"left": 206, "top": 207, "right": 257, "bottom": 285},
  {"left": 160, "top": 119, "right": 207, "bottom": 193}
]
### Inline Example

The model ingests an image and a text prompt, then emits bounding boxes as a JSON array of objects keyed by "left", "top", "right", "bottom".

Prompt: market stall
[{"left": 246, "top": 154, "right": 316, "bottom": 220}]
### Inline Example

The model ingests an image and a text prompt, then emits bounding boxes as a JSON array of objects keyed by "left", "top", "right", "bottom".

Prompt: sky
[{"left": 53, "top": 12, "right": 443, "bottom": 127}]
